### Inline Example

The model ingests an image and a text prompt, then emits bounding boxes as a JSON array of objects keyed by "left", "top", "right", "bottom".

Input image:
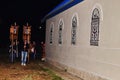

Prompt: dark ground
[
  {"left": 0, "top": 48, "right": 65, "bottom": 80},
  {"left": 0, "top": 49, "right": 83, "bottom": 80},
  {"left": 0, "top": 49, "right": 63, "bottom": 80}
]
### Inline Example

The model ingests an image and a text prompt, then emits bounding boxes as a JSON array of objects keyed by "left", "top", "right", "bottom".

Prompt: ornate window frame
[
  {"left": 49, "top": 22, "right": 54, "bottom": 44},
  {"left": 90, "top": 8, "right": 100, "bottom": 46},
  {"left": 58, "top": 19, "right": 64, "bottom": 45},
  {"left": 71, "top": 13, "right": 78, "bottom": 45}
]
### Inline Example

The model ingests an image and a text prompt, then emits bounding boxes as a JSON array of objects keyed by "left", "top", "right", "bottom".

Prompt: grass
[
  {"left": 21, "top": 67, "right": 64, "bottom": 80},
  {"left": 41, "top": 67, "right": 64, "bottom": 80}
]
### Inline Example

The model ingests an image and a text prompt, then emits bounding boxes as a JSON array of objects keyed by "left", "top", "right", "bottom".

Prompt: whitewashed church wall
[{"left": 45, "top": 0, "right": 120, "bottom": 80}]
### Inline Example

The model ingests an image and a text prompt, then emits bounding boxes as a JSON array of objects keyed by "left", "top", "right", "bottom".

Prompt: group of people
[{"left": 9, "top": 40, "right": 37, "bottom": 66}]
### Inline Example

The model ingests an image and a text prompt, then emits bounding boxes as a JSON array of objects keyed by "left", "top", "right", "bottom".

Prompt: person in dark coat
[{"left": 29, "top": 41, "right": 36, "bottom": 60}]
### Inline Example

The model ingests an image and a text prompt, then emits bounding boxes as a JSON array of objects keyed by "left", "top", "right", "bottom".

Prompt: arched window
[
  {"left": 50, "top": 23, "right": 54, "bottom": 44},
  {"left": 71, "top": 15, "right": 77, "bottom": 45},
  {"left": 58, "top": 19, "right": 63, "bottom": 44},
  {"left": 90, "top": 8, "right": 100, "bottom": 46}
]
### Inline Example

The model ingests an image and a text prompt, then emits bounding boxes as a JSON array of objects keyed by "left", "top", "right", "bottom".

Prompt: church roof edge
[{"left": 41, "top": 0, "right": 84, "bottom": 23}]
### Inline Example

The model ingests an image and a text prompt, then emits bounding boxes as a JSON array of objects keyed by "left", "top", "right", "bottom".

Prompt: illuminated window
[
  {"left": 71, "top": 15, "right": 77, "bottom": 45},
  {"left": 90, "top": 8, "right": 100, "bottom": 46},
  {"left": 50, "top": 23, "right": 54, "bottom": 44},
  {"left": 58, "top": 19, "right": 63, "bottom": 44}
]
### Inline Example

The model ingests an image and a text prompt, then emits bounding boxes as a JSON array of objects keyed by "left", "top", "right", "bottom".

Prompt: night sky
[{"left": 0, "top": 0, "right": 63, "bottom": 48}]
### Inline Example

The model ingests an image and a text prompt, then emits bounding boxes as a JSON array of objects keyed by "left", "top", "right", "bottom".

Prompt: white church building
[{"left": 43, "top": 0, "right": 120, "bottom": 80}]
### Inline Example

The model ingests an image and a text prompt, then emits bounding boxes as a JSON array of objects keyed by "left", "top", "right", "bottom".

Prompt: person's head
[{"left": 41, "top": 41, "right": 43, "bottom": 44}]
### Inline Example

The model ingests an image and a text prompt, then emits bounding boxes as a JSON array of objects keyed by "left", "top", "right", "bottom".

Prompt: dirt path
[
  {"left": 0, "top": 54, "right": 83, "bottom": 80},
  {"left": 0, "top": 53, "right": 62, "bottom": 80},
  {"left": 0, "top": 59, "right": 52, "bottom": 80}
]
